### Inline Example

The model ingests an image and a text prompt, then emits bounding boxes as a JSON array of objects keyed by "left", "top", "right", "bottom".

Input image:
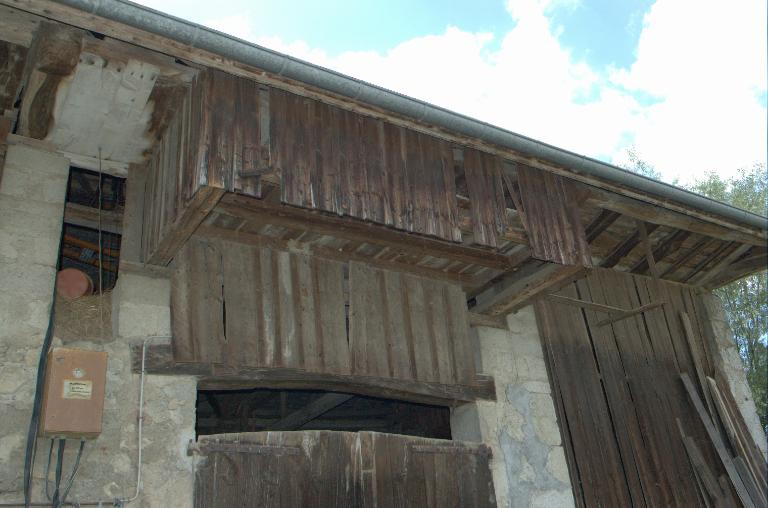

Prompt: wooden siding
[
  {"left": 273, "top": 88, "right": 461, "bottom": 243},
  {"left": 516, "top": 164, "right": 592, "bottom": 266},
  {"left": 142, "top": 68, "right": 264, "bottom": 263},
  {"left": 462, "top": 148, "right": 508, "bottom": 248},
  {"left": 194, "top": 431, "right": 496, "bottom": 508},
  {"left": 349, "top": 262, "right": 475, "bottom": 385},
  {"left": 535, "top": 270, "right": 737, "bottom": 507},
  {"left": 171, "top": 236, "right": 482, "bottom": 393}
]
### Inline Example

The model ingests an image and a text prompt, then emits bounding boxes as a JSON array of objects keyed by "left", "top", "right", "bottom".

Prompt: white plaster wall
[
  {"left": 703, "top": 293, "right": 767, "bottom": 459},
  {"left": 452, "top": 306, "right": 574, "bottom": 508}
]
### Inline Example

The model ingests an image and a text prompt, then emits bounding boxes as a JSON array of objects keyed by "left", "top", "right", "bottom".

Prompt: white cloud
[{"left": 184, "top": 0, "right": 765, "bottom": 184}]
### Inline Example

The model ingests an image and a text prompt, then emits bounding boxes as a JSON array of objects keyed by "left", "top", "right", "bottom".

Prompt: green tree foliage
[
  {"left": 622, "top": 154, "right": 767, "bottom": 433},
  {"left": 689, "top": 164, "right": 767, "bottom": 434}
]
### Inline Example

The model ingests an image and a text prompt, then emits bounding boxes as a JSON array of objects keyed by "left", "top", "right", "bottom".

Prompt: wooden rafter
[
  {"left": 682, "top": 241, "right": 734, "bottom": 283},
  {"left": 661, "top": 235, "right": 715, "bottom": 278},
  {"left": 691, "top": 243, "right": 753, "bottom": 287},
  {"left": 632, "top": 229, "right": 690, "bottom": 275},
  {"left": 600, "top": 223, "right": 660, "bottom": 268},
  {"left": 585, "top": 209, "right": 621, "bottom": 243}
]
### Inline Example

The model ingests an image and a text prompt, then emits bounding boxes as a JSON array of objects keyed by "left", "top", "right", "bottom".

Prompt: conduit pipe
[{"left": 48, "top": 0, "right": 768, "bottom": 231}]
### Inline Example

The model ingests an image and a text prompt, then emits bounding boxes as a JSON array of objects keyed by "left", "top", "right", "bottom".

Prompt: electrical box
[{"left": 40, "top": 348, "right": 108, "bottom": 439}]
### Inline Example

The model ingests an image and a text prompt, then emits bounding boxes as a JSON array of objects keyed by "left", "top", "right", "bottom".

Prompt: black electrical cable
[
  {"left": 51, "top": 439, "right": 66, "bottom": 507},
  {"left": 44, "top": 439, "right": 55, "bottom": 501},
  {"left": 22, "top": 178, "right": 68, "bottom": 508},
  {"left": 59, "top": 440, "right": 86, "bottom": 507}
]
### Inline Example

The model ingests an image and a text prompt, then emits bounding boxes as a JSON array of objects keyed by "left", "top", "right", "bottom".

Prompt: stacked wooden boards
[
  {"left": 171, "top": 235, "right": 483, "bottom": 396},
  {"left": 193, "top": 431, "right": 496, "bottom": 508},
  {"left": 535, "top": 269, "right": 765, "bottom": 507}
]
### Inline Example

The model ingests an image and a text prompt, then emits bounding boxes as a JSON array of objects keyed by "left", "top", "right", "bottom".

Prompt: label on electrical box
[{"left": 62, "top": 379, "right": 93, "bottom": 400}]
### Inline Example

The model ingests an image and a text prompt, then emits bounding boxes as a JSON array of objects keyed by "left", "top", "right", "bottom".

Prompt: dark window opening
[
  {"left": 196, "top": 388, "right": 452, "bottom": 440},
  {"left": 57, "top": 166, "right": 125, "bottom": 293}
]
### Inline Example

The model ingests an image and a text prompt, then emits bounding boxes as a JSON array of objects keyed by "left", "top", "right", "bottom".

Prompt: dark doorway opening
[{"left": 196, "top": 388, "right": 452, "bottom": 439}]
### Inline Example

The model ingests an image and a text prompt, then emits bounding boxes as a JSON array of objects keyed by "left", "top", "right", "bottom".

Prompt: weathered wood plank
[{"left": 132, "top": 343, "right": 496, "bottom": 405}]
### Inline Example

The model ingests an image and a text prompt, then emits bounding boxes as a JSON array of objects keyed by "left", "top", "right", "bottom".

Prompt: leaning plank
[
  {"left": 680, "top": 373, "right": 756, "bottom": 508},
  {"left": 707, "top": 377, "right": 768, "bottom": 502},
  {"left": 268, "top": 393, "right": 354, "bottom": 431},
  {"left": 130, "top": 343, "right": 495, "bottom": 406},
  {"left": 677, "top": 419, "right": 725, "bottom": 506}
]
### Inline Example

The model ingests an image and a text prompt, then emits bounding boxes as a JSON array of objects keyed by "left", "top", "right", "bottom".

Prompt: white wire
[{"left": 120, "top": 335, "right": 171, "bottom": 504}]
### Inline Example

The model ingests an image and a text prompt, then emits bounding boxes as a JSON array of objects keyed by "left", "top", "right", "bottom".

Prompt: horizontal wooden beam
[
  {"left": 64, "top": 202, "right": 122, "bottom": 234},
  {"left": 218, "top": 193, "right": 515, "bottom": 271},
  {"left": 468, "top": 312, "right": 509, "bottom": 330},
  {"left": 196, "top": 224, "right": 480, "bottom": 287},
  {"left": 473, "top": 261, "right": 584, "bottom": 316},
  {"left": 130, "top": 343, "right": 496, "bottom": 406}
]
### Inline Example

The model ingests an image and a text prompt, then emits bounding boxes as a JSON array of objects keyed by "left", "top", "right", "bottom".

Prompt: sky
[{"left": 134, "top": 0, "right": 767, "bottom": 185}]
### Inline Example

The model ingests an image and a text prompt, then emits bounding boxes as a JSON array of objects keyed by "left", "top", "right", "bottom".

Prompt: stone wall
[
  {"left": 703, "top": 293, "right": 767, "bottom": 459},
  {"left": 451, "top": 306, "right": 574, "bottom": 508},
  {"left": 0, "top": 143, "right": 196, "bottom": 507},
  {"left": 0, "top": 142, "right": 69, "bottom": 499}
]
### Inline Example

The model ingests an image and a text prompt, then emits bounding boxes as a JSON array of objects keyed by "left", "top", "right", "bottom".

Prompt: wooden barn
[{"left": 0, "top": 1, "right": 765, "bottom": 507}]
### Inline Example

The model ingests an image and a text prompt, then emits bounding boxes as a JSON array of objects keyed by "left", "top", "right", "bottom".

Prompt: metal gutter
[{"left": 54, "top": 0, "right": 767, "bottom": 232}]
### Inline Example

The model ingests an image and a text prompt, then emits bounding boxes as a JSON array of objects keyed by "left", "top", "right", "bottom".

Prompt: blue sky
[{"left": 135, "top": 0, "right": 766, "bottom": 184}]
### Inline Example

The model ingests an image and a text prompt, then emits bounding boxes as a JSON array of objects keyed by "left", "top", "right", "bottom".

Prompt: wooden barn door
[
  {"left": 193, "top": 431, "right": 496, "bottom": 507},
  {"left": 535, "top": 269, "right": 752, "bottom": 507}
]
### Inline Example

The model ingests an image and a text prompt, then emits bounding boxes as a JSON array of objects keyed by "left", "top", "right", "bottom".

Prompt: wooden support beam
[
  {"left": 468, "top": 312, "right": 509, "bottom": 330},
  {"left": 218, "top": 193, "right": 515, "bottom": 271},
  {"left": 472, "top": 261, "right": 584, "bottom": 316},
  {"left": 600, "top": 223, "right": 659, "bottom": 268},
  {"left": 145, "top": 186, "right": 224, "bottom": 265},
  {"left": 636, "top": 220, "right": 660, "bottom": 279},
  {"left": 18, "top": 21, "right": 83, "bottom": 139},
  {"left": 268, "top": 393, "right": 354, "bottom": 431},
  {"left": 130, "top": 343, "right": 496, "bottom": 406}
]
